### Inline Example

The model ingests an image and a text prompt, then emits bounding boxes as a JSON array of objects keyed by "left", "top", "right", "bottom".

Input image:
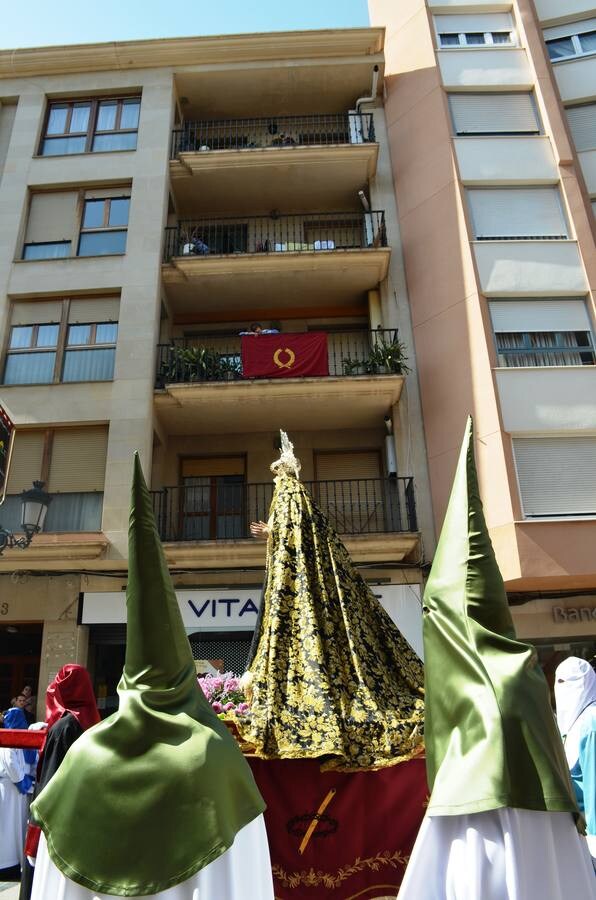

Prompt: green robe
[
  {"left": 32, "top": 455, "right": 265, "bottom": 896},
  {"left": 423, "top": 418, "right": 579, "bottom": 821}
]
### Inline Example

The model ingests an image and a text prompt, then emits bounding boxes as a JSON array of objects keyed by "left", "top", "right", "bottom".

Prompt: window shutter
[
  {"left": 84, "top": 187, "right": 130, "bottom": 200},
  {"left": 566, "top": 104, "right": 596, "bottom": 153},
  {"left": 68, "top": 298, "right": 120, "bottom": 323},
  {"left": 315, "top": 451, "right": 382, "bottom": 481},
  {"left": 489, "top": 299, "right": 590, "bottom": 332},
  {"left": 6, "top": 431, "right": 45, "bottom": 494},
  {"left": 544, "top": 18, "right": 596, "bottom": 41},
  {"left": 467, "top": 188, "right": 567, "bottom": 239},
  {"left": 450, "top": 93, "right": 540, "bottom": 135},
  {"left": 25, "top": 192, "right": 78, "bottom": 244},
  {"left": 11, "top": 300, "right": 63, "bottom": 325},
  {"left": 181, "top": 457, "right": 245, "bottom": 477},
  {"left": 435, "top": 13, "right": 513, "bottom": 33},
  {"left": 48, "top": 427, "right": 108, "bottom": 492},
  {"left": 513, "top": 437, "right": 596, "bottom": 517}
]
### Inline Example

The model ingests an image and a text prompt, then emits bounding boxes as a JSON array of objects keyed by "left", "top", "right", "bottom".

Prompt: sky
[{"left": 1, "top": 0, "right": 371, "bottom": 50}]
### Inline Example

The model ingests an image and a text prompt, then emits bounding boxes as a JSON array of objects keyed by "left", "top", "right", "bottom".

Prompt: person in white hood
[{"left": 555, "top": 656, "right": 596, "bottom": 864}]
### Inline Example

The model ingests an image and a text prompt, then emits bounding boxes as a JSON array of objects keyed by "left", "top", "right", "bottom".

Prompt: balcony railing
[
  {"left": 151, "top": 477, "right": 417, "bottom": 542},
  {"left": 163, "top": 211, "right": 387, "bottom": 262},
  {"left": 155, "top": 329, "right": 406, "bottom": 386},
  {"left": 171, "top": 113, "right": 376, "bottom": 157}
]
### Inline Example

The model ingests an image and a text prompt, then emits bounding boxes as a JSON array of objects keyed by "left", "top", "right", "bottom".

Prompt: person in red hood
[{"left": 19, "top": 664, "right": 100, "bottom": 900}]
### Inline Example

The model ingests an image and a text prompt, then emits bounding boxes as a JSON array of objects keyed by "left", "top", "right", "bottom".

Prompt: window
[
  {"left": 2, "top": 297, "right": 119, "bottom": 385},
  {"left": 78, "top": 196, "right": 129, "bottom": 256},
  {"left": 544, "top": 18, "right": 596, "bottom": 62},
  {"left": 40, "top": 96, "right": 141, "bottom": 156},
  {"left": 22, "top": 189, "right": 131, "bottom": 260},
  {"left": 566, "top": 103, "right": 596, "bottom": 153},
  {"left": 467, "top": 188, "right": 568, "bottom": 240},
  {"left": 435, "top": 13, "right": 515, "bottom": 48},
  {"left": 2, "top": 426, "right": 108, "bottom": 532},
  {"left": 449, "top": 93, "right": 541, "bottom": 136},
  {"left": 489, "top": 299, "right": 595, "bottom": 367},
  {"left": 180, "top": 458, "right": 246, "bottom": 540},
  {"left": 513, "top": 437, "right": 596, "bottom": 517}
]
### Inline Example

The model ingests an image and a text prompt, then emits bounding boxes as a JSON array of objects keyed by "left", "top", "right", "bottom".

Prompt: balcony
[
  {"left": 169, "top": 114, "right": 379, "bottom": 214},
  {"left": 161, "top": 211, "right": 390, "bottom": 316},
  {"left": 150, "top": 477, "right": 419, "bottom": 565},
  {"left": 154, "top": 329, "right": 406, "bottom": 433}
]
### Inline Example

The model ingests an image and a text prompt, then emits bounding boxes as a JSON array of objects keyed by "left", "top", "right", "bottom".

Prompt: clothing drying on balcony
[{"left": 234, "top": 432, "right": 424, "bottom": 772}]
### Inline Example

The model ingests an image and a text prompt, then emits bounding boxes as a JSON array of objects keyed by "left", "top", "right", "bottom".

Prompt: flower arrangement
[{"left": 198, "top": 672, "right": 250, "bottom": 718}]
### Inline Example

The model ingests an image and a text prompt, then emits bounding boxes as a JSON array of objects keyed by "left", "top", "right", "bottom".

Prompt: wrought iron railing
[
  {"left": 151, "top": 477, "right": 417, "bottom": 542},
  {"left": 155, "top": 329, "right": 406, "bottom": 386},
  {"left": 162, "top": 211, "right": 387, "bottom": 261},
  {"left": 171, "top": 113, "right": 376, "bottom": 157}
]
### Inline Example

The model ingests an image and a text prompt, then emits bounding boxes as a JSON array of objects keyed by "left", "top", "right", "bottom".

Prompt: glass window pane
[
  {"left": 44, "top": 492, "right": 103, "bottom": 531},
  {"left": 579, "top": 31, "right": 596, "bottom": 53},
  {"left": 46, "top": 105, "right": 68, "bottom": 135},
  {"left": 67, "top": 324, "right": 91, "bottom": 346},
  {"left": 465, "top": 33, "right": 486, "bottom": 45},
  {"left": 62, "top": 348, "right": 115, "bottom": 382},
  {"left": 95, "top": 323, "right": 118, "bottom": 343},
  {"left": 440, "top": 33, "right": 460, "bottom": 46},
  {"left": 82, "top": 200, "right": 105, "bottom": 229},
  {"left": 547, "top": 37, "right": 575, "bottom": 60},
  {"left": 41, "top": 136, "right": 87, "bottom": 156},
  {"left": 36, "top": 324, "right": 59, "bottom": 347},
  {"left": 96, "top": 101, "right": 117, "bottom": 131},
  {"left": 120, "top": 100, "right": 140, "bottom": 130},
  {"left": 9, "top": 326, "right": 33, "bottom": 349},
  {"left": 492, "top": 32, "right": 511, "bottom": 44},
  {"left": 69, "top": 103, "right": 90, "bottom": 133},
  {"left": 23, "top": 242, "right": 71, "bottom": 260},
  {"left": 108, "top": 198, "right": 130, "bottom": 227},
  {"left": 3, "top": 351, "right": 56, "bottom": 385},
  {"left": 92, "top": 132, "right": 138, "bottom": 152},
  {"left": 77, "top": 230, "right": 127, "bottom": 257}
]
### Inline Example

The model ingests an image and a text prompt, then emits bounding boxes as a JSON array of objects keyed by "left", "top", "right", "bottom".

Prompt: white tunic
[
  {"left": 398, "top": 808, "right": 596, "bottom": 900},
  {"left": 0, "top": 747, "right": 28, "bottom": 868},
  {"left": 31, "top": 813, "right": 274, "bottom": 900}
]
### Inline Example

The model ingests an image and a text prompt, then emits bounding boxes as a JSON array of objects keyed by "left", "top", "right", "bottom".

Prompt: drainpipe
[
  {"left": 355, "top": 65, "right": 380, "bottom": 112},
  {"left": 350, "top": 66, "right": 380, "bottom": 144}
]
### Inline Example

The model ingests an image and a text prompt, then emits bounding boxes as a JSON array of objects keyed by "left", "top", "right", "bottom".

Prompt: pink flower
[
  {"left": 223, "top": 702, "right": 235, "bottom": 712},
  {"left": 211, "top": 701, "right": 223, "bottom": 713},
  {"left": 236, "top": 702, "right": 250, "bottom": 715}
]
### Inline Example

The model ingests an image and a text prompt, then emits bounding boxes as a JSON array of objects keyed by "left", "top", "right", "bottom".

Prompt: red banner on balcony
[
  {"left": 241, "top": 332, "right": 329, "bottom": 379},
  {"left": 0, "top": 402, "right": 15, "bottom": 503}
]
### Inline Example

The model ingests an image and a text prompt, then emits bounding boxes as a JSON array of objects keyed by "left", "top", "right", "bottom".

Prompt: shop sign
[
  {"left": 81, "top": 585, "right": 424, "bottom": 656},
  {"left": 552, "top": 606, "right": 596, "bottom": 624}
]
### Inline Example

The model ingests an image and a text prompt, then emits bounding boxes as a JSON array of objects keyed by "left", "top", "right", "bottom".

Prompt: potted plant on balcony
[
  {"left": 169, "top": 346, "right": 241, "bottom": 382},
  {"left": 343, "top": 335, "right": 410, "bottom": 376}
]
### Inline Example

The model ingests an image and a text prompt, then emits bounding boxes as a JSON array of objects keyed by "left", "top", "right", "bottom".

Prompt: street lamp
[{"left": 0, "top": 481, "right": 52, "bottom": 554}]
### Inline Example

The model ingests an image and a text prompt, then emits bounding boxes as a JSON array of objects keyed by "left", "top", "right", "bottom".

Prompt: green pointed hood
[
  {"left": 423, "top": 418, "right": 578, "bottom": 818},
  {"left": 32, "top": 454, "right": 265, "bottom": 896}
]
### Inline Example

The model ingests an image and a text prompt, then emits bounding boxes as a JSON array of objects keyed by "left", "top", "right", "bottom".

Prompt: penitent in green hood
[
  {"left": 423, "top": 418, "right": 579, "bottom": 821},
  {"left": 32, "top": 454, "right": 265, "bottom": 896}
]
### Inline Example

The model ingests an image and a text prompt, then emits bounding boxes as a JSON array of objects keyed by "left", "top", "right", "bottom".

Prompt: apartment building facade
[
  {"left": 370, "top": 0, "right": 596, "bottom": 678},
  {"left": 0, "top": 30, "right": 435, "bottom": 715}
]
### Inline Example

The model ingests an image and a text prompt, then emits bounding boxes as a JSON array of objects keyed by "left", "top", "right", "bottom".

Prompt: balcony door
[
  {"left": 180, "top": 457, "right": 246, "bottom": 540},
  {"left": 314, "top": 450, "right": 384, "bottom": 534}
]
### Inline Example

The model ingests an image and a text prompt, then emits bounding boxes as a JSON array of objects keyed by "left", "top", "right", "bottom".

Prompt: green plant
[
  {"left": 169, "top": 346, "right": 241, "bottom": 382},
  {"left": 342, "top": 336, "right": 410, "bottom": 376}
]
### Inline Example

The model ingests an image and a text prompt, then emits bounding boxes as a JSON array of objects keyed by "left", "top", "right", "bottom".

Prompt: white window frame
[
  {"left": 438, "top": 30, "right": 514, "bottom": 48},
  {"left": 546, "top": 31, "right": 596, "bottom": 63}
]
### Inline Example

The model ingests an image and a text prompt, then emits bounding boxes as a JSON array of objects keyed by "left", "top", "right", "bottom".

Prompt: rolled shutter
[
  {"left": 315, "top": 451, "right": 382, "bottom": 480},
  {"left": 450, "top": 93, "right": 540, "bottom": 135},
  {"left": 25, "top": 192, "right": 78, "bottom": 243},
  {"left": 6, "top": 431, "right": 44, "bottom": 494},
  {"left": 68, "top": 298, "right": 120, "bottom": 323},
  {"left": 181, "top": 457, "right": 245, "bottom": 477},
  {"left": 513, "top": 437, "right": 596, "bottom": 516},
  {"left": 84, "top": 187, "right": 130, "bottom": 200},
  {"left": 566, "top": 104, "right": 596, "bottom": 153},
  {"left": 435, "top": 13, "right": 513, "bottom": 33},
  {"left": 467, "top": 188, "right": 568, "bottom": 239},
  {"left": 488, "top": 299, "right": 590, "bottom": 332},
  {"left": 11, "top": 300, "right": 63, "bottom": 325},
  {"left": 544, "top": 18, "right": 596, "bottom": 41},
  {"left": 48, "top": 427, "right": 108, "bottom": 492}
]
